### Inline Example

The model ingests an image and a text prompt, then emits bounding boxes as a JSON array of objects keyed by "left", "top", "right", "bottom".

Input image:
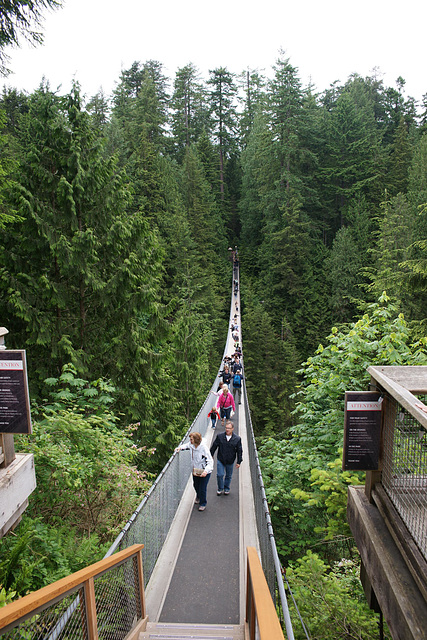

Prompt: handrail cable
[
  {"left": 281, "top": 569, "right": 311, "bottom": 640},
  {"left": 243, "top": 386, "right": 295, "bottom": 640}
]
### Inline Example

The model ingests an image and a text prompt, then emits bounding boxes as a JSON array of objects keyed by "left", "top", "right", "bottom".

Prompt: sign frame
[
  {"left": 343, "top": 391, "right": 383, "bottom": 471},
  {"left": 0, "top": 350, "right": 32, "bottom": 434}
]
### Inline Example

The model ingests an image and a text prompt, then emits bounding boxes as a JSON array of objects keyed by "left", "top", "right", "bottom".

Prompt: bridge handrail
[
  {"left": 0, "top": 545, "right": 145, "bottom": 638},
  {"left": 246, "top": 546, "right": 285, "bottom": 640},
  {"left": 242, "top": 353, "right": 295, "bottom": 640}
]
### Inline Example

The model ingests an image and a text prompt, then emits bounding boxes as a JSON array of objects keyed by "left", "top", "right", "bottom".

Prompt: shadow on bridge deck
[{"left": 145, "top": 369, "right": 259, "bottom": 627}]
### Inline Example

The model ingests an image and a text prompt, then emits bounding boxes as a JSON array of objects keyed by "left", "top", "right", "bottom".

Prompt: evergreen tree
[
  {"left": 397, "top": 134, "right": 427, "bottom": 330},
  {"left": 0, "top": 109, "right": 19, "bottom": 229},
  {"left": 207, "top": 67, "right": 238, "bottom": 202},
  {"left": 381, "top": 76, "right": 417, "bottom": 146},
  {"left": 318, "top": 84, "right": 384, "bottom": 235},
  {"left": 0, "top": 0, "right": 61, "bottom": 75},
  {"left": 368, "top": 192, "right": 414, "bottom": 307},
  {"left": 326, "top": 196, "right": 374, "bottom": 323},
  {"left": 180, "top": 145, "right": 226, "bottom": 270},
  {"left": 386, "top": 116, "right": 413, "bottom": 196},
  {"left": 111, "top": 60, "right": 170, "bottom": 160},
  {"left": 243, "top": 296, "right": 298, "bottom": 435},
  {"left": 239, "top": 109, "right": 270, "bottom": 268},
  {"left": 0, "top": 84, "right": 168, "bottom": 415},
  {"left": 238, "top": 68, "right": 266, "bottom": 147},
  {"left": 266, "top": 55, "right": 306, "bottom": 204},
  {"left": 196, "top": 129, "right": 222, "bottom": 203},
  {"left": 86, "top": 89, "right": 110, "bottom": 131},
  {"left": 171, "top": 63, "right": 210, "bottom": 161}
]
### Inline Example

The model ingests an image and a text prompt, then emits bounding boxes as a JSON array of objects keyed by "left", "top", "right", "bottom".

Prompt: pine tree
[
  {"left": 325, "top": 196, "right": 373, "bottom": 323},
  {"left": 242, "top": 296, "right": 298, "bottom": 435},
  {"left": 0, "top": 0, "right": 61, "bottom": 75},
  {"left": 86, "top": 90, "right": 110, "bottom": 131},
  {"left": 238, "top": 69, "right": 266, "bottom": 148},
  {"left": 386, "top": 116, "right": 413, "bottom": 196},
  {"left": 171, "top": 63, "right": 210, "bottom": 161},
  {"left": 369, "top": 192, "right": 414, "bottom": 308},
  {"left": 207, "top": 67, "right": 238, "bottom": 202},
  {"left": 318, "top": 84, "right": 384, "bottom": 234},
  {"left": 0, "top": 84, "right": 167, "bottom": 407}
]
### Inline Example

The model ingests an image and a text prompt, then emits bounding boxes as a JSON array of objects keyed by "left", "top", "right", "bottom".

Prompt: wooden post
[
  {"left": 364, "top": 376, "right": 384, "bottom": 502},
  {"left": 134, "top": 549, "right": 146, "bottom": 620},
  {"left": 84, "top": 578, "right": 98, "bottom": 640},
  {"left": 0, "top": 433, "right": 15, "bottom": 468},
  {"left": 365, "top": 470, "right": 382, "bottom": 503}
]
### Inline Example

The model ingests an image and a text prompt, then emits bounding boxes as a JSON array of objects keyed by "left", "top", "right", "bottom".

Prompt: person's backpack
[{"left": 233, "top": 374, "right": 241, "bottom": 387}]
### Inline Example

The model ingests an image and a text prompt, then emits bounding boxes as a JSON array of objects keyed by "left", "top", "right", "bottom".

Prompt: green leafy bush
[
  {"left": 1, "top": 365, "right": 154, "bottom": 596},
  {"left": 0, "top": 517, "right": 106, "bottom": 595},
  {"left": 286, "top": 551, "right": 390, "bottom": 640},
  {"left": 261, "top": 294, "right": 427, "bottom": 562}
]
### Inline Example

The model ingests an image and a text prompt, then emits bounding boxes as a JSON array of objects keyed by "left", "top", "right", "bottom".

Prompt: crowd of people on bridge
[{"left": 176, "top": 252, "right": 243, "bottom": 511}]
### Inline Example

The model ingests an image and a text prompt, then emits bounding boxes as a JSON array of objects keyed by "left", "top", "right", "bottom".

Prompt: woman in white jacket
[{"left": 176, "top": 432, "right": 213, "bottom": 511}]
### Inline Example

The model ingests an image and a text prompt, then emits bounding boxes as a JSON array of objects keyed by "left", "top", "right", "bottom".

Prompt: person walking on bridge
[
  {"left": 232, "top": 369, "right": 243, "bottom": 405},
  {"left": 208, "top": 406, "right": 220, "bottom": 429},
  {"left": 219, "top": 364, "right": 232, "bottom": 388},
  {"left": 176, "top": 432, "right": 213, "bottom": 511},
  {"left": 216, "top": 384, "right": 235, "bottom": 426},
  {"left": 210, "top": 421, "right": 242, "bottom": 495}
]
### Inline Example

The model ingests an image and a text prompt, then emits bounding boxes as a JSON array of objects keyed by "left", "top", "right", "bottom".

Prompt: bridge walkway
[{"left": 142, "top": 280, "right": 260, "bottom": 637}]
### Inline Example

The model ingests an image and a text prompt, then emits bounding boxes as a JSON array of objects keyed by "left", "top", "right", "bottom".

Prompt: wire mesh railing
[
  {"left": 381, "top": 391, "right": 427, "bottom": 561},
  {"left": 104, "top": 395, "right": 214, "bottom": 579},
  {"left": 243, "top": 383, "right": 295, "bottom": 640},
  {"left": 0, "top": 546, "right": 144, "bottom": 640}
]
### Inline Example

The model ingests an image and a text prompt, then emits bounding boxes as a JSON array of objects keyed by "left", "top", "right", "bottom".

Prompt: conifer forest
[{"left": 1, "top": 50, "right": 427, "bottom": 637}]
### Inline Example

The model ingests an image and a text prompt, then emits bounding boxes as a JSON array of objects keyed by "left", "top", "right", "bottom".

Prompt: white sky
[{"left": 2, "top": 0, "right": 426, "bottom": 106}]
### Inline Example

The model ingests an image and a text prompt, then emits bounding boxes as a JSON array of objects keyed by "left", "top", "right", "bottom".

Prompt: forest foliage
[{"left": 1, "top": 51, "right": 427, "bottom": 637}]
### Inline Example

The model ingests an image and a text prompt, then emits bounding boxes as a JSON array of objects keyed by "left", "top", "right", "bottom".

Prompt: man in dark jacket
[{"left": 210, "top": 421, "right": 243, "bottom": 495}]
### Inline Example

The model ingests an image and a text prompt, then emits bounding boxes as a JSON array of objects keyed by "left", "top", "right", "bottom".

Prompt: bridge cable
[{"left": 281, "top": 567, "right": 312, "bottom": 640}]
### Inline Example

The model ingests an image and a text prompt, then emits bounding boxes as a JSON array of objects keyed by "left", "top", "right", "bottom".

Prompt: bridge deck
[
  {"left": 159, "top": 409, "right": 241, "bottom": 625},
  {"left": 145, "top": 303, "right": 259, "bottom": 626}
]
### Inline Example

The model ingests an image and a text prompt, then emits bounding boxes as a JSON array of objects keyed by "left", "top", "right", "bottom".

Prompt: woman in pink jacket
[{"left": 216, "top": 384, "right": 236, "bottom": 426}]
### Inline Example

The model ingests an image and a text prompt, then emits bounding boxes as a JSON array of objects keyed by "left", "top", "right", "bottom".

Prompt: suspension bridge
[{"left": 0, "top": 265, "right": 294, "bottom": 640}]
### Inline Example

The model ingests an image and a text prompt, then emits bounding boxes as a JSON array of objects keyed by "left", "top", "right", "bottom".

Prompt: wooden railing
[
  {"left": 1, "top": 545, "right": 287, "bottom": 639},
  {"left": 0, "top": 544, "right": 146, "bottom": 639},
  {"left": 246, "top": 546, "right": 285, "bottom": 640}
]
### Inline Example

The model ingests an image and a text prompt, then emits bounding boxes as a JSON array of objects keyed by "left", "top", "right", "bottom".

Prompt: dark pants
[
  {"left": 193, "top": 473, "right": 211, "bottom": 507},
  {"left": 234, "top": 386, "right": 241, "bottom": 404},
  {"left": 220, "top": 406, "right": 232, "bottom": 421}
]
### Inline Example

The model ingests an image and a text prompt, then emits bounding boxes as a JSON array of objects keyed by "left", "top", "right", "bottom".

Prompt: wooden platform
[{"left": 347, "top": 485, "right": 427, "bottom": 640}]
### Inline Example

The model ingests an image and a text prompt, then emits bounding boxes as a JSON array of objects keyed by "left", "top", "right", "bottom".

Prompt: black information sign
[
  {"left": 343, "top": 391, "right": 382, "bottom": 471},
  {"left": 0, "top": 350, "right": 32, "bottom": 434}
]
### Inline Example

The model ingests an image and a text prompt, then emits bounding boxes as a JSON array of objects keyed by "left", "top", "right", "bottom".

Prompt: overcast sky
[{"left": 3, "top": 0, "right": 426, "bottom": 105}]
